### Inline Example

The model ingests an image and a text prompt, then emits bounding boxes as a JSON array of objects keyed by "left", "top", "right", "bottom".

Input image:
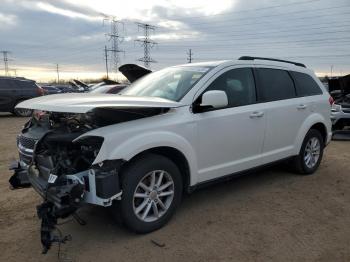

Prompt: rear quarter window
[
  {"left": 256, "top": 68, "right": 296, "bottom": 102},
  {"left": 290, "top": 71, "right": 323, "bottom": 96},
  {"left": 17, "top": 81, "right": 36, "bottom": 89}
]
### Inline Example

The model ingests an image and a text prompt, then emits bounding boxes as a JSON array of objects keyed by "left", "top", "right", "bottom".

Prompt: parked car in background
[
  {"left": 89, "top": 84, "right": 127, "bottom": 94},
  {"left": 87, "top": 64, "right": 151, "bottom": 94},
  {"left": 88, "top": 79, "right": 121, "bottom": 92},
  {"left": 329, "top": 74, "right": 350, "bottom": 130},
  {"left": 41, "top": 85, "right": 62, "bottom": 95},
  {"left": 0, "top": 76, "right": 44, "bottom": 116},
  {"left": 54, "top": 85, "right": 76, "bottom": 93},
  {"left": 13, "top": 57, "right": 332, "bottom": 253},
  {"left": 119, "top": 63, "right": 152, "bottom": 83}
]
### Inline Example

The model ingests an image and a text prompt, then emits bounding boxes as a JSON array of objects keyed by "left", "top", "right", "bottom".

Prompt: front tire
[
  {"left": 118, "top": 154, "right": 183, "bottom": 233},
  {"left": 13, "top": 101, "right": 33, "bottom": 117},
  {"left": 292, "top": 129, "right": 324, "bottom": 175}
]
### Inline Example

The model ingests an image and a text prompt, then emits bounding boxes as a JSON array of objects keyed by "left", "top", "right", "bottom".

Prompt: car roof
[
  {"left": 175, "top": 58, "right": 313, "bottom": 75},
  {"left": 0, "top": 76, "right": 34, "bottom": 82}
]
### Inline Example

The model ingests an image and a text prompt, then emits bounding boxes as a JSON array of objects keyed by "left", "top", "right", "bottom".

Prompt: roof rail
[{"left": 238, "top": 56, "right": 306, "bottom": 68}]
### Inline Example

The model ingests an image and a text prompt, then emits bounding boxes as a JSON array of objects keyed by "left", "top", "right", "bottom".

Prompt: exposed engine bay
[{"left": 10, "top": 106, "right": 170, "bottom": 253}]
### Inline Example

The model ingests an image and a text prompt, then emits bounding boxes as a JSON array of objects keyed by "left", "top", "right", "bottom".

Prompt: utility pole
[
  {"left": 104, "top": 16, "right": 124, "bottom": 75},
  {"left": 104, "top": 45, "right": 109, "bottom": 79},
  {"left": 135, "top": 23, "right": 157, "bottom": 68},
  {"left": 330, "top": 65, "right": 334, "bottom": 78},
  {"left": 187, "top": 49, "right": 193, "bottom": 63},
  {"left": 56, "top": 64, "right": 60, "bottom": 84},
  {"left": 0, "top": 51, "right": 11, "bottom": 76}
]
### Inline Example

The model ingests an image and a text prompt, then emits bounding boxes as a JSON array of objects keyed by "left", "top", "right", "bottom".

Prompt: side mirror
[{"left": 200, "top": 90, "right": 228, "bottom": 109}]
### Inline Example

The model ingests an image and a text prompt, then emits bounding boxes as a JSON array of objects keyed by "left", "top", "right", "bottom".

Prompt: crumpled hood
[{"left": 16, "top": 93, "right": 183, "bottom": 113}]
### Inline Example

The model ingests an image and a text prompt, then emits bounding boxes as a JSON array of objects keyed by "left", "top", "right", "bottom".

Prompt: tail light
[
  {"left": 329, "top": 96, "right": 334, "bottom": 105},
  {"left": 37, "top": 86, "right": 46, "bottom": 96}
]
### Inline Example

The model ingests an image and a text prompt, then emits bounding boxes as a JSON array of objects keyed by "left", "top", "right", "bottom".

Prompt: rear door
[
  {"left": 0, "top": 79, "right": 16, "bottom": 111},
  {"left": 290, "top": 71, "right": 324, "bottom": 118},
  {"left": 255, "top": 68, "right": 306, "bottom": 164}
]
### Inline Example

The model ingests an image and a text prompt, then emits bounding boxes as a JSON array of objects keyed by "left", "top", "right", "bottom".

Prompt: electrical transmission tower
[
  {"left": 187, "top": 49, "right": 193, "bottom": 63},
  {"left": 104, "top": 16, "right": 124, "bottom": 74},
  {"left": 104, "top": 45, "right": 109, "bottom": 79},
  {"left": 1, "top": 51, "right": 11, "bottom": 76},
  {"left": 135, "top": 23, "right": 157, "bottom": 68}
]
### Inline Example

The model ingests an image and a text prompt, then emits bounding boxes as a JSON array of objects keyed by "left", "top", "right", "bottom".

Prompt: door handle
[
  {"left": 250, "top": 111, "right": 264, "bottom": 118},
  {"left": 297, "top": 104, "right": 307, "bottom": 110}
]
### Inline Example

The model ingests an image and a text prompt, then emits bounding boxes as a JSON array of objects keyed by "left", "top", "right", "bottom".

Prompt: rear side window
[
  {"left": 290, "top": 71, "right": 323, "bottom": 96},
  {"left": 256, "top": 68, "right": 296, "bottom": 102},
  {"left": 17, "top": 81, "right": 36, "bottom": 89}
]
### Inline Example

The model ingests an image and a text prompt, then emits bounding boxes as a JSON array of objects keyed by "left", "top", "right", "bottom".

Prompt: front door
[{"left": 193, "top": 67, "right": 266, "bottom": 182}]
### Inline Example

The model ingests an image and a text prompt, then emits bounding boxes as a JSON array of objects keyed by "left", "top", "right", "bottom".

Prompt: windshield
[{"left": 120, "top": 66, "right": 212, "bottom": 101}]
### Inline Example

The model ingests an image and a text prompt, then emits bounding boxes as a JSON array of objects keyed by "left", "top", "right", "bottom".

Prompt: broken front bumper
[
  {"left": 27, "top": 160, "right": 123, "bottom": 208},
  {"left": 26, "top": 160, "right": 123, "bottom": 253}
]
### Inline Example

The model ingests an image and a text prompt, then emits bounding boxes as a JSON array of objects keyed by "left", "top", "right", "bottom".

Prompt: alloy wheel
[
  {"left": 304, "top": 137, "right": 321, "bottom": 169},
  {"left": 133, "top": 170, "right": 174, "bottom": 222}
]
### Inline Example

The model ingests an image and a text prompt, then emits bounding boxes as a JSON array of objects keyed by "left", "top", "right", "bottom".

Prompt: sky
[{"left": 0, "top": 0, "right": 349, "bottom": 82}]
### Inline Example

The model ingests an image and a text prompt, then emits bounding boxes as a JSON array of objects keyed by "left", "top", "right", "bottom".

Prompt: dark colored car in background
[
  {"left": 41, "top": 85, "right": 62, "bottom": 95},
  {"left": 0, "top": 77, "right": 45, "bottom": 116}
]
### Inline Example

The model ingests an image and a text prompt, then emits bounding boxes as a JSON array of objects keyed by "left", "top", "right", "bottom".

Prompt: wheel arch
[
  {"left": 295, "top": 113, "right": 329, "bottom": 154},
  {"left": 309, "top": 122, "right": 327, "bottom": 144},
  {"left": 123, "top": 146, "right": 192, "bottom": 193}
]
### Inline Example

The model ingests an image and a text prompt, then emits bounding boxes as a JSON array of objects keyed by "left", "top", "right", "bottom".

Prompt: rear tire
[
  {"left": 117, "top": 154, "right": 183, "bottom": 233},
  {"left": 292, "top": 129, "right": 324, "bottom": 175}
]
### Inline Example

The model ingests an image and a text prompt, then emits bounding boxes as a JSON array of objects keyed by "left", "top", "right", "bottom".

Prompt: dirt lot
[{"left": 0, "top": 113, "right": 349, "bottom": 262}]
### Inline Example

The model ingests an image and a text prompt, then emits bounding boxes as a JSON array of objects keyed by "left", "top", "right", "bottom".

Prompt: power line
[
  {"left": 159, "top": 0, "right": 321, "bottom": 21},
  {"left": 161, "top": 4, "right": 350, "bottom": 28},
  {"left": 135, "top": 22, "right": 157, "bottom": 68},
  {"left": 104, "top": 16, "right": 125, "bottom": 74}
]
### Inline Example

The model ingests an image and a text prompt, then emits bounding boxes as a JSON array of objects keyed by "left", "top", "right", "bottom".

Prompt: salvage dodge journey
[{"left": 13, "top": 56, "right": 332, "bottom": 252}]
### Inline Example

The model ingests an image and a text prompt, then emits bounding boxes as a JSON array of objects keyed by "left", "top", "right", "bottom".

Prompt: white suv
[{"left": 16, "top": 56, "right": 332, "bottom": 251}]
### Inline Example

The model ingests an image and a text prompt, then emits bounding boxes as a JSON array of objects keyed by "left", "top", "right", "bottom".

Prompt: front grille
[
  {"left": 343, "top": 109, "right": 350, "bottom": 114},
  {"left": 18, "top": 135, "right": 36, "bottom": 150}
]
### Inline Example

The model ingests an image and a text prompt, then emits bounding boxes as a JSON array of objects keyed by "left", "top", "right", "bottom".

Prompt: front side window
[
  {"left": 205, "top": 68, "right": 256, "bottom": 107},
  {"left": 256, "top": 68, "right": 296, "bottom": 102},
  {"left": 121, "top": 66, "right": 212, "bottom": 101},
  {"left": 290, "top": 71, "right": 323, "bottom": 96}
]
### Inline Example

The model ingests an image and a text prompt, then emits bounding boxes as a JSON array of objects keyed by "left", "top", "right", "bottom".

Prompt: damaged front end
[
  {"left": 14, "top": 111, "right": 124, "bottom": 253},
  {"left": 9, "top": 93, "right": 181, "bottom": 253}
]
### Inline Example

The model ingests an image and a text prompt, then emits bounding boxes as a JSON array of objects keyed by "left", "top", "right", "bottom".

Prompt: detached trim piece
[{"left": 239, "top": 56, "right": 306, "bottom": 68}]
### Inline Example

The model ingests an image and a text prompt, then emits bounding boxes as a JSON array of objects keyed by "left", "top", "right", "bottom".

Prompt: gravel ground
[{"left": 0, "top": 113, "right": 349, "bottom": 262}]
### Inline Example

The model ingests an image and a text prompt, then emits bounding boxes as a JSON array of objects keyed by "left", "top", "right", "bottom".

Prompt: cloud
[
  {"left": 0, "top": 13, "right": 17, "bottom": 28},
  {"left": 63, "top": 0, "right": 235, "bottom": 20},
  {"left": 0, "top": 0, "right": 349, "bottom": 81},
  {"left": 35, "top": 2, "right": 101, "bottom": 21}
]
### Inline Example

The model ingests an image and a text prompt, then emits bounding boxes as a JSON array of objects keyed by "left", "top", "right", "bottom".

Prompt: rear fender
[{"left": 294, "top": 113, "right": 328, "bottom": 155}]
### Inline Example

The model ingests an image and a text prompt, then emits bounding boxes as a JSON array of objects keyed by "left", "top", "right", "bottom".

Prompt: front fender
[
  {"left": 88, "top": 130, "right": 198, "bottom": 186},
  {"left": 294, "top": 113, "right": 329, "bottom": 155}
]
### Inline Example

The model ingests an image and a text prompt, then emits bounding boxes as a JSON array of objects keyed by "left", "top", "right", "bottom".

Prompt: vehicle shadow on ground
[
  {"left": 0, "top": 113, "right": 17, "bottom": 118},
  {"left": 59, "top": 164, "right": 295, "bottom": 246}
]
